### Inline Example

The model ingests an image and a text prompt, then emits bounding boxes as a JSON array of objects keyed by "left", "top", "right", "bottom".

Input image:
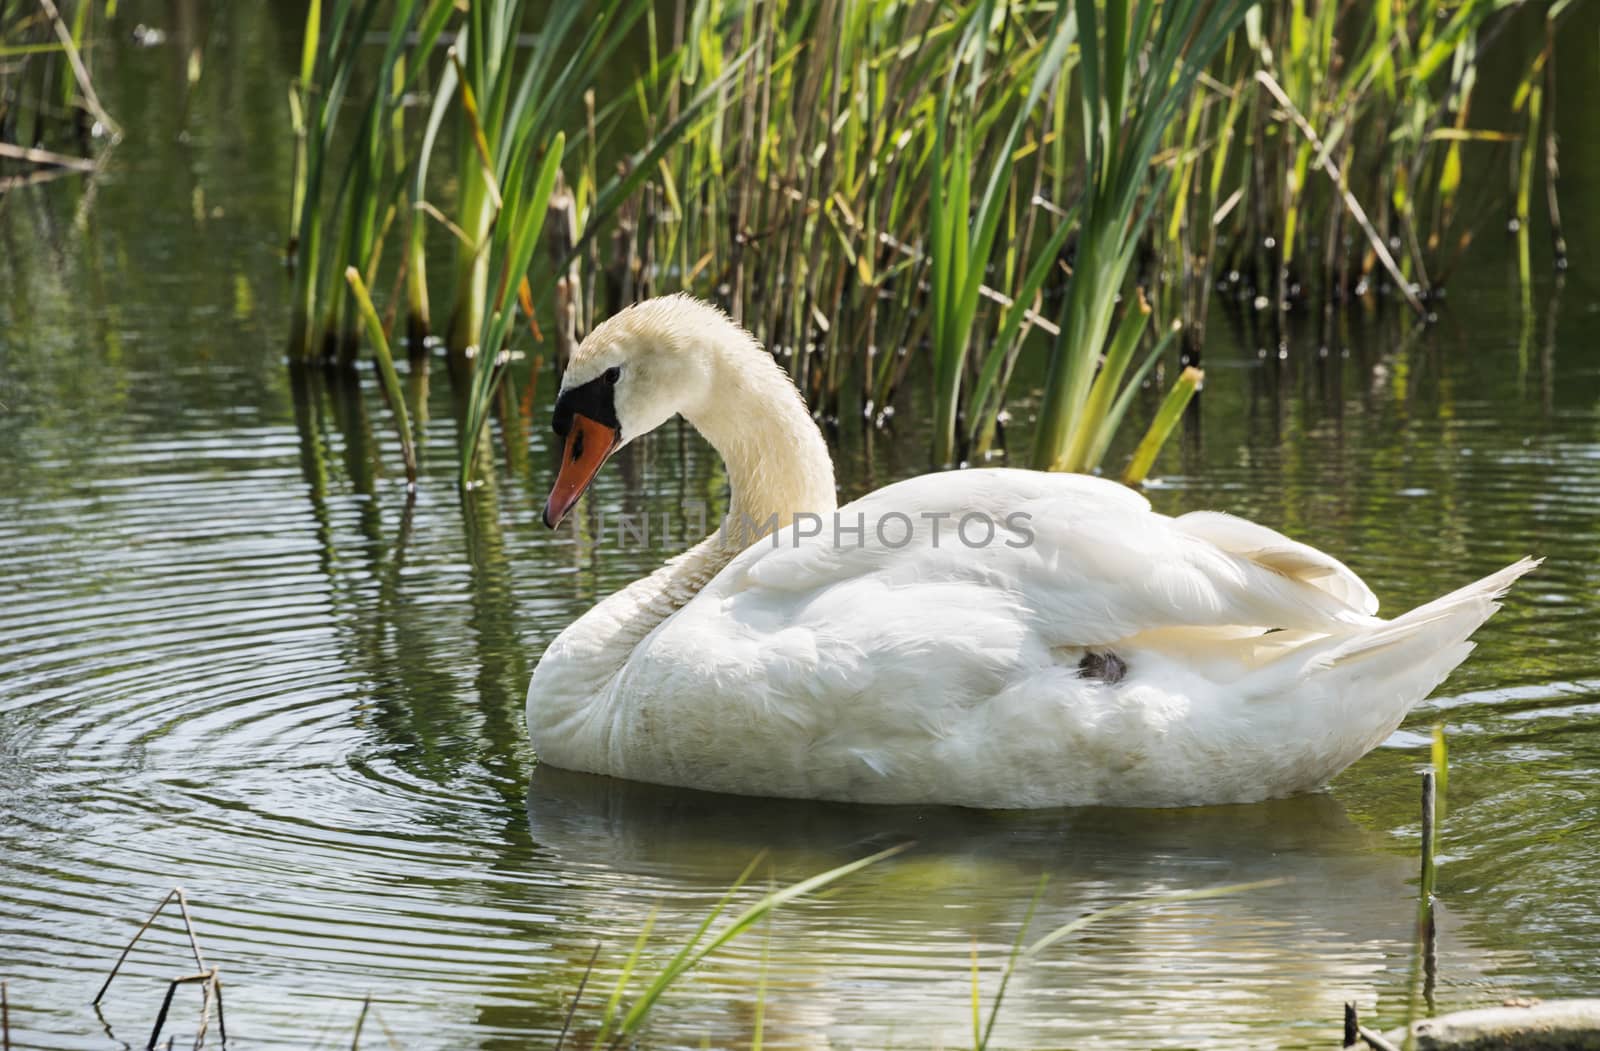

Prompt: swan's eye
[{"left": 603, "top": 366, "right": 621, "bottom": 385}]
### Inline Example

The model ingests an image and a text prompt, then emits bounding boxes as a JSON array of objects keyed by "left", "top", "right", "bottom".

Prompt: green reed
[
  {"left": 581, "top": 844, "right": 908, "bottom": 1046},
  {"left": 288, "top": 0, "right": 1573, "bottom": 492},
  {"left": 345, "top": 266, "right": 418, "bottom": 488},
  {"left": 286, "top": 0, "right": 452, "bottom": 363},
  {"left": 1030, "top": 0, "right": 1250, "bottom": 473},
  {"left": 457, "top": 130, "right": 566, "bottom": 485},
  {"left": 928, "top": 1, "right": 1074, "bottom": 466},
  {"left": 289, "top": 0, "right": 698, "bottom": 487},
  {"left": 600, "top": 0, "right": 1268, "bottom": 476},
  {"left": 433, "top": 0, "right": 649, "bottom": 355}
]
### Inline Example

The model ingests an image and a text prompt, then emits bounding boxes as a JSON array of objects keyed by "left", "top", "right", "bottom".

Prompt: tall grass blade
[
  {"left": 459, "top": 132, "right": 566, "bottom": 486},
  {"left": 345, "top": 267, "right": 418, "bottom": 489},
  {"left": 976, "top": 874, "right": 1047, "bottom": 1051},
  {"left": 1121, "top": 366, "right": 1201, "bottom": 486}
]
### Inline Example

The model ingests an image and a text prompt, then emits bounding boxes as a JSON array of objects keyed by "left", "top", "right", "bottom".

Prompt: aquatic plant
[
  {"left": 288, "top": 0, "right": 714, "bottom": 488},
  {"left": 1029, "top": 0, "right": 1250, "bottom": 473},
  {"left": 573, "top": 844, "right": 908, "bottom": 1046},
  {"left": 285, "top": 0, "right": 1573, "bottom": 488},
  {"left": 0, "top": 0, "right": 117, "bottom": 178},
  {"left": 1155, "top": 0, "right": 1580, "bottom": 352},
  {"left": 286, "top": 0, "right": 452, "bottom": 363},
  {"left": 567, "top": 847, "right": 1276, "bottom": 1050},
  {"left": 345, "top": 266, "right": 419, "bottom": 488},
  {"left": 426, "top": 0, "right": 649, "bottom": 356},
  {"left": 457, "top": 130, "right": 566, "bottom": 484},
  {"left": 927, "top": 0, "right": 1075, "bottom": 466}
]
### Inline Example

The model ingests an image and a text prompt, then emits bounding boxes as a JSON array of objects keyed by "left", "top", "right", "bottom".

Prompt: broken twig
[
  {"left": 1255, "top": 70, "right": 1427, "bottom": 318},
  {"left": 95, "top": 888, "right": 225, "bottom": 1049},
  {"left": 351, "top": 993, "right": 372, "bottom": 1050},
  {"left": 34, "top": 0, "right": 121, "bottom": 139},
  {"left": 555, "top": 943, "right": 603, "bottom": 1051}
]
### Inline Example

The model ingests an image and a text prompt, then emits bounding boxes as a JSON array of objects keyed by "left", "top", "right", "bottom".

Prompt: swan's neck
[
  {"left": 682, "top": 336, "right": 838, "bottom": 550},
  {"left": 531, "top": 323, "right": 838, "bottom": 715},
  {"left": 604, "top": 338, "right": 835, "bottom": 646}
]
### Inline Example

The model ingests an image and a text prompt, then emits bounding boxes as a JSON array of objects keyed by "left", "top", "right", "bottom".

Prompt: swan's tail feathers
[
  {"left": 1320, "top": 556, "right": 1540, "bottom": 673},
  {"left": 1264, "top": 557, "right": 1541, "bottom": 746},
  {"left": 1231, "top": 557, "right": 1538, "bottom": 795}
]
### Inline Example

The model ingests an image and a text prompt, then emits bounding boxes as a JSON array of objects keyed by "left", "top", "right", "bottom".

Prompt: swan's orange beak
[{"left": 543, "top": 414, "right": 619, "bottom": 528}]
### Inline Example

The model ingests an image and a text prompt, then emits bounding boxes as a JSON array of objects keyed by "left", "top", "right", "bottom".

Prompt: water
[{"left": 2, "top": 5, "right": 1599, "bottom": 1049}]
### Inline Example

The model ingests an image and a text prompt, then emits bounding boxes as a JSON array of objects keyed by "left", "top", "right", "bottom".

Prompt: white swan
[{"left": 526, "top": 294, "right": 1536, "bottom": 808}]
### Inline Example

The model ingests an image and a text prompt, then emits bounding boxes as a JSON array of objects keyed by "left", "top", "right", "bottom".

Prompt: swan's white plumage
[{"left": 526, "top": 295, "right": 1537, "bottom": 808}]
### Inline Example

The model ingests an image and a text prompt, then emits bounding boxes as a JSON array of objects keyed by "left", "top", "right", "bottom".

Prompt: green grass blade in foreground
[
  {"left": 344, "top": 267, "right": 417, "bottom": 488},
  {"left": 615, "top": 843, "right": 911, "bottom": 1037},
  {"left": 618, "top": 850, "right": 765, "bottom": 1018},
  {"left": 1024, "top": 876, "right": 1286, "bottom": 959},
  {"left": 976, "top": 874, "right": 1048, "bottom": 1051},
  {"left": 595, "top": 906, "right": 657, "bottom": 1049}
]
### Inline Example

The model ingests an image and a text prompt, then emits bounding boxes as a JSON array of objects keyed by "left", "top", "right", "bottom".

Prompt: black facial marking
[
  {"left": 552, "top": 372, "right": 621, "bottom": 437},
  {"left": 1078, "top": 650, "right": 1127, "bottom": 684}
]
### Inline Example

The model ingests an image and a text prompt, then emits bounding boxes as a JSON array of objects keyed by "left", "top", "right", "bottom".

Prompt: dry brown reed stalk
[
  {"left": 0, "top": 142, "right": 95, "bottom": 171},
  {"left": 1342, "top": 1002, "right": 1403, "bottom": 1051},
  {"left": 32, "top": 0, "right": 118, "bottom": 138},
  {"left": 146, "top": 968, "right": 223, "bottom": 1050},
  {"left": 0, "top": 166, "right": 87, "bottom": 193},
  {"left": 94, "top": 887, "right": 227, "bottom": 1049}
]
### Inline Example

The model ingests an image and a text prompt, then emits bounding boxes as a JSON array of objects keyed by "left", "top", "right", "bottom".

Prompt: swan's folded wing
[
  {"left": 1173, "top": 510, "right": 1379, "bottom": 615},
  {"left": 713, "top": 468, "right": 1379, "bottom": 649},
  {"left": 610, "top": 470, "right": 1387, "bottom": 791}
]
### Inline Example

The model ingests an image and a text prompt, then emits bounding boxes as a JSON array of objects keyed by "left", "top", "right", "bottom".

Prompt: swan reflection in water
[{"left": 525, "top": 768, "right": 1520, "bottom": 1050}]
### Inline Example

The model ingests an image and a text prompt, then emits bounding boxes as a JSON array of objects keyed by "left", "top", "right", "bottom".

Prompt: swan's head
[{"left": 542, "top": 294, "right": 741, "bottom": 528}]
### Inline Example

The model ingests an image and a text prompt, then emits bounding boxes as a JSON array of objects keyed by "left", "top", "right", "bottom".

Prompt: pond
[{"left": 2, "top": 4, "right": 1598, "bottom": 1050}]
